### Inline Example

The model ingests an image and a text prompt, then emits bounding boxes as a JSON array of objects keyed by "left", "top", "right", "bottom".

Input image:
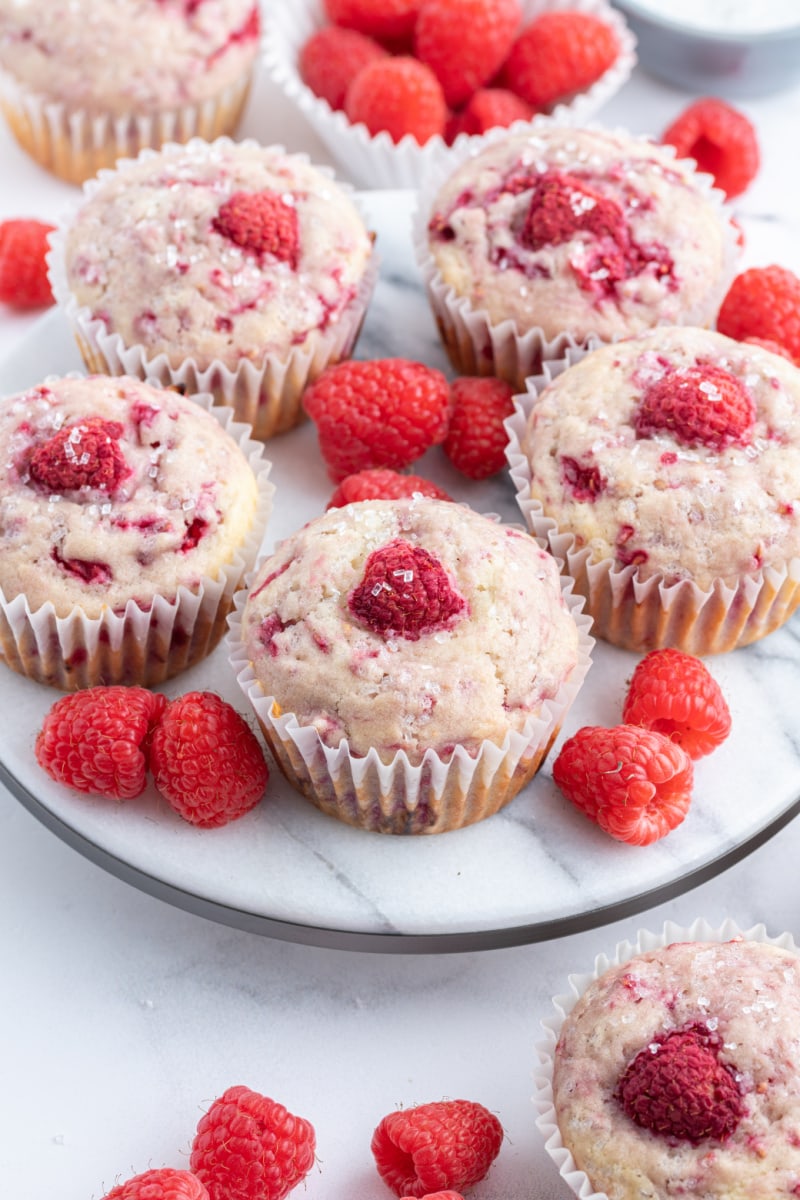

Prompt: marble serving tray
[{"left": 1, "top": 189, "right": 798, "bottom": 953}]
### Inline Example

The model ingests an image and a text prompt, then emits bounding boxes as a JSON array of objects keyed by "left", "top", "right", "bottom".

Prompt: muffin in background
[
  {"left": 229, "top": 496, "right": 593, "bottom": 834},
  {"left": 507, "top": 326, "right": 800, "bottom": 653},
  {"left": 0, "top": 374, "right": 273, "bottom": 690},
  {"left": 415, "top": 123, "right": 740, "bottom": 391},
  {"left": 49, "top": 137, "right": 378, "bottom": 440},
  {"left": 0, "top": 0, "right": 260, "bottom": 185}
]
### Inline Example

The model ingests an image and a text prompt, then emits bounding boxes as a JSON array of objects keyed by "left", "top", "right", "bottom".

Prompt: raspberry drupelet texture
[
  {"left": 211, "top": 191, "right": 300, "bottom": 265},
  {"left": 345, "top": 55, "right": 447, "bottom": 143},
  {"left": 521, "top": 171, "right": 628, "bottom": 252},
  {"left": 190, "top": 1084, "right": 316, "bottom": 1200},
  {"left": 348, "top": 538, "right": 467, "bottom": 639},
  {"left": 0, "top": 217, "right": 56, "bottom": 309},
  {"left": 35, "top": 686, "right": 167, "bottom": 800},
  {"left": 502, "top": 10, "right": 618, "bottom": 109},
  {"left": 148, "top": 691, "right": 268, "bottom": 827},
  {"left": 623, "top": 648, "right": 731, "bottom": 760},
  {"left": 324, "top": 0, "right": 422, "bottom": 46},
  {"left": 717, "top": 265, "right": 800, "bottom": 365},
  {"left": 371, "top": 1099, "right": 504, "bottom": 1197},
  {"left": 400, "top": 1193, "right": 465, "bottom": 1200},
  {"left": 662, "top": 97, "right": 760, "bottom": 200},
  {"left": 413, "top": 0, "right": 522, "bottom": 109},
  {"left": 299, "top": 25, "right": 387, "bottom": 110},
  {"left": 327, "top": 467, "right": 452, "bottom": 508},
  {"left": 102, "top": 1168, "right": 209, "bottom": 1200},
  {"left": 28, "top": 417, "right": 132, "bottom": 494},
  {"left": 552, "top": 724, "right": 694, "bottom": 845},
  {"left": 446, "top": 87, "right": 534, "bottom": 140},
  {"left": 634, "top": 362, "right": 756, "bottom": 451},
  {"left": 617, "top": 1023, "right": 745, "bottom": 1144},
  {"left": 443, "top": 376, "right": 515, "bottom": 480}
]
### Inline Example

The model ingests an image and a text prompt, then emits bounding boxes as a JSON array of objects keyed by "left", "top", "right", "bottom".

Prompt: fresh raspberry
[
  {"left": 446, "top": 87, "right": 534, "bottom": 141},
  {"left": 190, "top": 1084, "right": 316, "bottom": 1200},
  {"left": 717, "top": 265, "right": 800, "bottom": 365},
  {"left": 148, "top": 692, "right": 268, "bottom": 828},
  {"left": 400, "top": 1194, "right": 465, "bottom": 1200},
  {"left": 323, "top": 0, "right": 422, "bottom": 47},
  {"left": 443, "top": 376, "right": 515, "bottom": 480},
  {"left": 212, "top": 192, "right": 299, "bottom": 266},
  {"left": 635, "top": 362, "right": 756, "bottom": 451},
  {"left": 28, "top": 417, "right": 131, "bottom": 494},
  {"left": 35, "top": 686, "right": 167, "bottom": 801},
  {"left": 102, "top": 1168, "right": 209, "bottom": 1200},
  {"left": 0, "top": 217, "right": 56, "bottom": 309},
  {"left": 327, "top": 467, "right": 452, "bottom": 508},
  {"left": 661, "top": 97, "right": 760, "bottom": 200},
  {"left": 349, "top": 538, "right": 466, "bottom": 640},
  {"left": 502, "top": 11, "right": 619, "bottom": 109},
  {"left": 622, "top": 648, "right": 732, "bottom": 761},
  {"left": 299, "top": 26, "right": 387, "bottom": 110},
  {"left": 345, "top": 56, "right": 447, "bottom": 144},
  {"left": 414, "top": 0, "right": 522, "bottom": 109},
  {"left": 303, "top": 357, "right": 452, "bottom": 481},
  {"left": 617, "top": 1023, "right": 744, "bottom": 1144},
  {"left": 371, "top": 1099, "right": 503, "bottom": 1197},
  {"left": 552, "top": 724, "right": 694, "bottom": 846},
  {"left": 520, "top": 170, "right": 628, "bottom": 252}
]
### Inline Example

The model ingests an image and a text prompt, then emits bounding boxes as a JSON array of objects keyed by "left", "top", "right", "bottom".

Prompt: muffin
[
  {"left": 542, "top": 928, "right": 800, "bottom": 1200},
  {"left": 507, "top": 326, "right": 800, "bottom": 654},
  {"left": 0, "top": 373, "right": 273, "bottom": 690},
  {"left": 48, "top": 137, "right": 378, "bottom": 441},
  {"left": 229, "top": 496, "right": 593, "bottom": 834},
  {"left": 0, "top": 0, "right": 260, "bottom": 185},
  {"left": 415, "top": 124, "right": 739, "bottom": 390}
]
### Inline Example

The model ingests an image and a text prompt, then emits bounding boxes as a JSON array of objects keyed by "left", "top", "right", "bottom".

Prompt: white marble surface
[{"left": 3, "top": 12, "right": 800, "bottom": 1199}]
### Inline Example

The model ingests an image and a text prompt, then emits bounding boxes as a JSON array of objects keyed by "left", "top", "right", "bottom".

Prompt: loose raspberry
[
  {"left": 552, "top": 724, "right": 694, "bottom": 846},
  {"left": 617, "top": 1023, "right": 744, "bottom": 1144},
  {"left": 303, "top": 358, "right": 452, "bottom": 481},
  {"left": 0, "top": 217, "right": 56, "bottom": 309},
  {"left": 345, "top": 56, "right": 447, "bottom": 144},
  {"left": 190, "top": 1084, "right": 316, "bottom": 1200},
  {"left": 414, "top": 0, "right": 522, "bottom": 109},
  {"left": 520, "top": 170, "right": 628, "bottom": 252},
  {"left": 372, "top": 1099, "right": 503, "bottom": 1197},
  {"left": 212, "top": 192, "right": 299, "bottom": 266},
  {"left": 102, "top": 1168, "right": 209, "bottom": 1200},
  {"left": 35, "top": 686, "right": 167, "bottom": 801},
  {"left": 148, "top": 692, "right": 268, "bottom": 828},
  {"left": 622, "top": 648, "right": 732, "bottom": 761},
  {"left": 349, "top": 538, "right": 466, "bottom": 640},
  {"left": 443, "top": 376, "right": 515, "bottom": 480},
  {"left": 400, "top": 1194, "right": 465, "bottom": 1200},
  {"left": 635, "top": 362, "right": 755, "bottom": 451},
  {"left": 502, "top": 11, "right": 619, "bottom": 109},
  {"left": 446, "top": 87, "right": 534, "bottom": 141},
  {"left": 28, "top": 417, "right": 131, "bottom": 494},
  {"left": 299, "top": 25, "right": 387, "bottom": 110},
  {"left": 323, "top": 0, "right": 422, "bottom": 47},
  {"left": 327, "top": 467, "right": 452, "bottom": 508},
  {"left": 661, "top": 97, "right": 760, "bottom": 200},
  {"left": 717, "top": 265, "right": 800, "bottom": 365}
]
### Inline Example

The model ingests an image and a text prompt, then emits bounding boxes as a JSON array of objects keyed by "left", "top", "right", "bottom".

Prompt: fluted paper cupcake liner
[
  {"left": 46, "top": 137, "right": 379, "bottom": 440},
  {"left": 0, "top": 382, "right": 274, "bottom": 691},
  {"left": 262, "top": 0, "right": 636, "bottom": 190},
  {"left": 534, "top": 918, "right": 800, "bottom": 1200}
]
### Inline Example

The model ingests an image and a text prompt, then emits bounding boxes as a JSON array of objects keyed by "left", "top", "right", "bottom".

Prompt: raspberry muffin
[
  {"left": 0, "top": 0, "right": 259, "bottom": 185},
  {"left": 0, "top": 373, "right": 273, "bottom": 690},
  {"left": 416, "top": 124, "right": 739, "bottom": 390},
  {"left": 229, "top": 496, "right": 593, "bottom": 834},
  {"left": 49, "top": 137, "right": 377, "bottom": 440},
  {"left": 508, "top": 326, "right": 800, "bottom": 653},
  {"left": 546, "top": 933, "right": 800, "bottom": 1200}
]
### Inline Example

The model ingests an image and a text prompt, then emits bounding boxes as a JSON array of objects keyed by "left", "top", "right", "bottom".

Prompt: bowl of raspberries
[{"left": 262, "top": 0, "right": 637, "bottom": 188}]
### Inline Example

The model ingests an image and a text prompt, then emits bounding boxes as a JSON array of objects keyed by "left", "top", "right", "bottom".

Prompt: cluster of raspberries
[
  {"left": 98, "top": 1086, "right": 503, "bottom": 1200},
  {"left": 298, "top": 0, "right": 620, "bottom": 144}
]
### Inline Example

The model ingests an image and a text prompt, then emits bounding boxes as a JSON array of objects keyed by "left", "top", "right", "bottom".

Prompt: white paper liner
[
  {"left": 226, "top": 555, "right": 595, "bottom": 835},
  {"left": 412, "top": 120, "right": 742, "bottom": 393},
  {"left": 0, "top": 377, "right": 275, "bottom": 691},
  {"left": 534, "top": 917, "right": 800, "bottom": 1200},
  {"left": 261, "top": 0, "right": 637, "bottom": 190},
  {"left": 505, "top": 346, "right": 800, "bottom": 653},
  {"left": 0, "top": 61, "right": 253, "bottom": 186},
  {"left": 46, "top": 137, "right": 380, "bottom": 440}
]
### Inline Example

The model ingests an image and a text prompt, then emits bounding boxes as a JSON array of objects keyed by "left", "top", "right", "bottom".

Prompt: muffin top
[
  {"left": 0, "top": 0, "right": 259, "bottom": 116},
  {"left": 240, "top": 497, "right": 582, "bottom": 763},
  {"left": 553, "top": 937, "right": 800, "bottom": 1200},
  {"left": 61, "top": 139, "right": 374, "bottom": 370},
  {"left": 0, "top": 374, "right": 259, "bottom": 617},
  {"left": 521, "top": 326, "right": 800, "bottom": 588},
  {"left": 426, "top": 126, "right": 737, "bottom": 344}
]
